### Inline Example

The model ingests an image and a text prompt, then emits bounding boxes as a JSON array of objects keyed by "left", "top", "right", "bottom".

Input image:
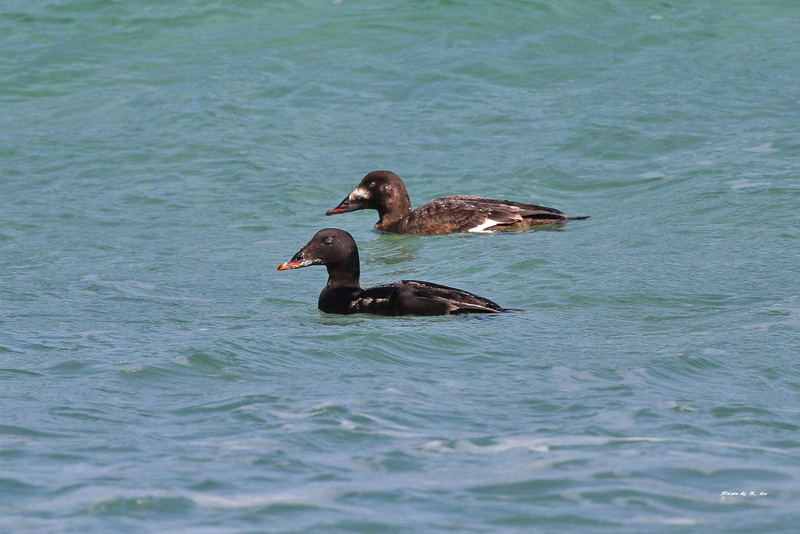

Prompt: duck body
[
  {"left": 326, "top": 170, "right": 589, "bottom": 235},
  {"left": 278, "top": 228, "right": 508, "bottom": 316},
  {"left": 318, "top": 280, "right": 505, "bottom": 316}
]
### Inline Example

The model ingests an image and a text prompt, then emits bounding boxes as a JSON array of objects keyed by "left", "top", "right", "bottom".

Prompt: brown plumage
[{"left": 326, "top": 170, "right": 589, "bottom": 235}]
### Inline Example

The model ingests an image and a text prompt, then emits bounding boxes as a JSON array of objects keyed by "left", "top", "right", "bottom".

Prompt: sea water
[{"left": 2, "top": 1, "right": 799, "bottom": 532}]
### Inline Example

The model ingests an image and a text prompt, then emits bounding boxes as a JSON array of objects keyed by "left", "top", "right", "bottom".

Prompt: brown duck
[{"left": 327, "top": 170, "right": 589, "bottom": 235}]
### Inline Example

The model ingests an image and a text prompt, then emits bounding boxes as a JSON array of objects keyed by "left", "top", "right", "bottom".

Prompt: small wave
[
  {"left": 728, "top": 178, "right": 773, "bottom": 191},
  {"left": 421, "top": 434, "right": 796, "bottom": 457},
  {"left": 742, "top": 142, "right": 779, "bottom": 153}
]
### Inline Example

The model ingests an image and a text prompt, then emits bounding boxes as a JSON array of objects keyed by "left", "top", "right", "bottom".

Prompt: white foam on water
[
  {"left": 728, "top": 179, "right": 772, "bottom": 190},
  {"left": 743, "top": 141, "right": 778, "bottom": 153}
]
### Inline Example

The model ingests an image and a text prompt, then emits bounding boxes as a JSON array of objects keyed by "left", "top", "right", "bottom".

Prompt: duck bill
[
  {"left": 326, "top": 195, "right": 363, "bottom": 215},
  {"left": 325, "top": 198, "right": 353, "bottom": 215},
  {"left": 277, "top": 260, "right": 305, "bottom": 270},
  {"left": 277, "top": 252, "right": 314, "bottom": 270}
]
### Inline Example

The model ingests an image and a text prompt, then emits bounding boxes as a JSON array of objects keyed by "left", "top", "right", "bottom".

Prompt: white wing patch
[
  {"left": 357, "top": 297, "right": 391, "bottom": 309},
  {"left": 467, "top": 219, "right": 501, "bottom": 233}
]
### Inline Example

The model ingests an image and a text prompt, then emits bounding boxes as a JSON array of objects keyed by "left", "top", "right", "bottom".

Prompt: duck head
[
  {"left": 277, "top": 228, "right": 359, "bottom": 271},
  {"left": 325, "top": 170, "right": 410, "bottom": 216}
]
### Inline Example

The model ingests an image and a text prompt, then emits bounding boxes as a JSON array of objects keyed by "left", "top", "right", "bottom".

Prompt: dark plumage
[
  {"left": 326, "top": 170, "right": 589, "bottom": 235},
  {"left": 277, "top": 228, "right": 509, "bottom": 316}
]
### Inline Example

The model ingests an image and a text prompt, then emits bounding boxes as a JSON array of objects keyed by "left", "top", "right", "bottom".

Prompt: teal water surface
[{"left": 2, "top": 1, "right": 800, "bottom": 532}]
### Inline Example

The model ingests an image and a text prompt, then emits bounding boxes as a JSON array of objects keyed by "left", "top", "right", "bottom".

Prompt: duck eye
[
  {"left": 368, "top": 181, "right": 376, "bottom": 188},
  {"left": 323, "top": 236, "right": 334, "bottom": 245}
]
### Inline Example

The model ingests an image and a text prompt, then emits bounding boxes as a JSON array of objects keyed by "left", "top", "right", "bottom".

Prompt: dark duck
[
  {"left": 326, "top": 170, "right": 589, "bottom": 235},
  {"left": 278, "top": 228, "right": 510, "bottom": 316}
]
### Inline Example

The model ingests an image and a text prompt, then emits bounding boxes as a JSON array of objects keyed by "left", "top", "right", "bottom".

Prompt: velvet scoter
[
  {"left": 326, "top": 170, "right": 589, "bottom": 235},
  {"left": 277, "top": 228, "right": 510, "bottom": 315}
]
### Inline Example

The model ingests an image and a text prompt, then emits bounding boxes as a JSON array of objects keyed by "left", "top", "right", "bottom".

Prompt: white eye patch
[{"left": 350, "top": 186, "right": 370, "bottom": 201}]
